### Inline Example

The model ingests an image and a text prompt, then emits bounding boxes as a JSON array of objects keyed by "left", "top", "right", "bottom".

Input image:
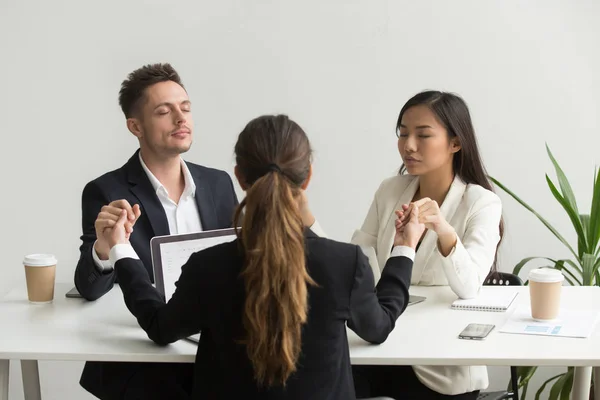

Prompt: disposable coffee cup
[
  {"left": 528, "top": 268, "right": 564, "bottom": 320},
  {"left": 23, "top": 254, "right": 57, "bottom": 304}
]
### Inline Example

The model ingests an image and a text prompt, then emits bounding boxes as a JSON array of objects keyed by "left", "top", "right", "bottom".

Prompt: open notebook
[{"left": 451, "top": 288, "right": 519, "bottom": 312}]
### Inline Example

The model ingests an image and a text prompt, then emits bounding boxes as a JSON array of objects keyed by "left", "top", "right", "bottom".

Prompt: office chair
[{"left": 476, "top": 272, "right": 523, "bottom": 400}]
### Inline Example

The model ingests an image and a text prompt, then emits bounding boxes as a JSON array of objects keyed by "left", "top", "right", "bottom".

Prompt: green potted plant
[{"left": 489, "top": 144, "right": 600, "bottom": 399}]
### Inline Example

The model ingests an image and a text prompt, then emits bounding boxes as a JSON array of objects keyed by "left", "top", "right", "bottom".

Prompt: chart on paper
[
  {"left": 500, "top": 306, "right": 600, "bottom": 338},
  {"left": 159, "top": 234, "right": 237, "bottom": 300}
]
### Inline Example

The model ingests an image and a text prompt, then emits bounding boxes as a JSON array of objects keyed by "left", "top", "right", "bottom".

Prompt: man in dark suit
[{"left": 74, "top": 63, "right": 238, "bottom": 399}]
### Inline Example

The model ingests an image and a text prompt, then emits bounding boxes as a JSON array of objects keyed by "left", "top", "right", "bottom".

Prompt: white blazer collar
[{"left": 412, "top": 175, "right": 467, "bottom": 283}]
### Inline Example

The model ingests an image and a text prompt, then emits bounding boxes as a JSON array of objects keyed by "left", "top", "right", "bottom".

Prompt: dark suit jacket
[
  {"left": 115, "top": 229, "right": 412, "bottom": 400},
  {"left": 75, "top": 150, "right": 238, "bottom": 399},
  {"left": 74, "top": 150, "right": 239, "bottom": 301}
]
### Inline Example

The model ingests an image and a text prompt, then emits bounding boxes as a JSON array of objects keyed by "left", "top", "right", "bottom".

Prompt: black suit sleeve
[
  {"left": 347, "top": 247, "right": 412, "bottom": 344},
  {"left": 227, "top": 173, "right": 239, "bottom": 206},
  {"left": 223, "top": 171, "right": 239, "bottom": 226},
  {"left": 74, "top": 181, "right": 118, "bottom": 301},
  {"left": 114, "top": 252, "right": 208, "bottom": 346}
]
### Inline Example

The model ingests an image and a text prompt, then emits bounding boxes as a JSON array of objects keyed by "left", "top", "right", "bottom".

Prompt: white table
[
  {"left": 0, "top": 283, "right": 197, "bottom": 400},
  {"left": 1, "top": 283, "right": 600, "bottom": 400},
  {"left": 349, "top": 285, "right": 600, "bottom": 400}
]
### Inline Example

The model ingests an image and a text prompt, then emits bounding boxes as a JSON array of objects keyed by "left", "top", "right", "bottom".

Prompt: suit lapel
[
  {"left": 126, "top": 151, "right": 170, "bottom": 238},
  {"left": 412, "top": 229, "right": 437, "bottom": 283},
  {"left": 413, "top": 176, "right": 467, "bottom": 283},
  {"left": 189, "top": 164, "right": 218, "bottom": 230},
  {"left": 438, "top": 176, "right": 467, "bottom": 228},
  {"left": 378, "top": 176, "right": 420, "bottom": 269}
]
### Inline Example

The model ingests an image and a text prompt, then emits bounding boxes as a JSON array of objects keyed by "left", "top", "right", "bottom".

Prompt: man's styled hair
[{"left": 118, "top": 63, "right": 184, "bottom": 118}]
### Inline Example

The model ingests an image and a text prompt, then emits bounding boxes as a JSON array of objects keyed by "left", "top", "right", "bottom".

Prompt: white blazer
[{"left": 352, "top": 174, "right": 502, "bottom": 395}]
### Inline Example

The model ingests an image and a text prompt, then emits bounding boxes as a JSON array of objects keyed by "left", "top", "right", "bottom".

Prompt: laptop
[
  {"left": 408, "top": 295, "right": 426, "bottom": 306},
  {"left": 150, "top": 228, "right": 238, "bottom": 343}
]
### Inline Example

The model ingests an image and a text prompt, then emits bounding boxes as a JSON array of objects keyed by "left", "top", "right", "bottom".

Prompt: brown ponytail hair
[{"left": 233, "top": 115, "right": 315, "bottom": 387}]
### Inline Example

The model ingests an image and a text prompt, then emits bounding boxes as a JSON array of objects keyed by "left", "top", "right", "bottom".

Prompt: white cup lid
[
  {"left": 23, "top": 254, "right": 57, "bottom": 267},
  {"left": 529, "top": 268, "right": 564, "bottom": 283}
]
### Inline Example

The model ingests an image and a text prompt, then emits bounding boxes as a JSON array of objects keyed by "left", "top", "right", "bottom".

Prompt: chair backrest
[
  {"left": 484, "top": 272, "right": 523, "bottom": 286},
  {"left": 483, "top": 272, "right": 523, "bottom": 400}
]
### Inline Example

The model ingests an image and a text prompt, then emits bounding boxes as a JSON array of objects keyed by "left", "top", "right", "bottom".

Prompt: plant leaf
[
  {"left": 582, "top": 253, "right": 596, "bottom": 286},
  {"left": 516, "top": 366, "right": 538, "bottom": 389},
  {"left": 590, "top": 166, "right": 600, "bottom": 255},
  {"left": 559, "top": 368, "right": 574, "bottom": 400},
  {"left": 539, "top": 265, "right": 578, "bottom": 286},
  {"left": 581, "top": 214, "right": 590, "bottom": 242},
  {"left": 512, "top": 365, "right": 536, "bottom": 399},
  {"left": 512, "top": 257, "right": 583, "bottom": 286},
  {"left": 562, "top": 274, "right": 575, "bottom": 286},
  {"left": 513, "top": 257, "right": 556, "bottom": 278},
  {"left": 534, "top": 373, "right": 564, "bottom": 400},
  {"left": 521, "top": 384, "right": 529, "bottom": 400},
  {"left": 546, "top": 144, "right": 579, "bottom": 214},
  {"left": 580, "top": 214, "right": 591, "bottom": 259},
  {"left": 549, "top": 371, "right": 570, "bottom": 400},
  {"left": 489, "top": 176, "right": 580, "bottom": 261},
  {"left": 546, "top": 175, "right": 587, "bottom": 255},
  {"left": 555, "top": 259, "right": 583, "bottom": 285}
]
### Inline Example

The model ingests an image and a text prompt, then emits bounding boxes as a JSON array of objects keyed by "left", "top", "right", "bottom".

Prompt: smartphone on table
[
  {"left": 65, "top": 287, "right": 83, "bottom": 298},
  {"left": 458, "top": 323, "right": 495, "bottom": 340}
]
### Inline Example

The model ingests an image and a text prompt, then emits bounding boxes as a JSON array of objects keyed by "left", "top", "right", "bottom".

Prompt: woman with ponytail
[{"left": 101, "top": 114, "right": 424, "bottom": 399}]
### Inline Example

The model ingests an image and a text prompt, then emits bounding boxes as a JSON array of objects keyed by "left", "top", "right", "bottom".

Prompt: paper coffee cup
[
  {"left": 23, "top": 254, "right": 57, "bottom": 304},
  {"left": 529, "top": 268, "right": 564, "bottom": 320}
]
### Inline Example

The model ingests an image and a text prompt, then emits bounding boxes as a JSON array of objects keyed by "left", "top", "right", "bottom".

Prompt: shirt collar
[{"left": 138, "top": 152, "right": 196, "bottom": 198}]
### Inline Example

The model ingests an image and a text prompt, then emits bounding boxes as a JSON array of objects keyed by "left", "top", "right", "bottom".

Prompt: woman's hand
[
  {"left": 397, "top": 198, "right": 457, "bottom": 255},
  {"left": 394, "top": 205, "right": 425, "bottom": 249},
  {"left": 99, "top": 209, "right": 131, "bottom": 249},
  {"left": 411, "top": 198, "right": 455, "bottom": 236}
]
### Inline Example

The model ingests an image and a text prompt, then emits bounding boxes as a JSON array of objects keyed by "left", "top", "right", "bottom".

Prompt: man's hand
[
  {"left": 394, "top": 204, "right": 425, "bottom": 249},
  {"left": 100, "top": 210, "right": 130, "bottom": 249},
  {"left": 94, "top": 200, "right": 141, "bottom": 260}
]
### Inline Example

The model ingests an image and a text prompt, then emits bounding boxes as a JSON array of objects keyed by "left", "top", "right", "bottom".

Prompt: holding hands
[
  {"left": 99, "top": 209, "right": 131, "bottom": 250},
  {"left": 393, "top": 204, "right": 426, "bottom": 249},
  {"left": 396, "top": 198, "right": 457, "bottom": 255},
  {"left": 397, "top": 198, "right": 455, "bottom": 237},
  {"left": 94, "top": 200, "right": 141, "bottom": 259}
]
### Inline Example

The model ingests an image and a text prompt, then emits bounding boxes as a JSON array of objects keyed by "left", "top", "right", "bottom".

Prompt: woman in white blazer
[{"left": 352, "top": 91, "right": 503, "bottom": 400}]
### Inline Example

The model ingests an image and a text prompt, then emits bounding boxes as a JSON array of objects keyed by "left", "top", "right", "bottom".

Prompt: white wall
[{"left": 1, "top": 0, "right": 598, "bottom": 398}]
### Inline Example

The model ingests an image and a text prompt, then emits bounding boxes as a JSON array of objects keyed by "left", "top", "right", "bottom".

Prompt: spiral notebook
[{"left": 451, "top": 288, "right": 519, "bottom": 312}]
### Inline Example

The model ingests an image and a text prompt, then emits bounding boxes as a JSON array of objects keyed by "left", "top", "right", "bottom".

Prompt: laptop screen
[{"left": 150, "top": 228, "right": 237, "bottom": 301}]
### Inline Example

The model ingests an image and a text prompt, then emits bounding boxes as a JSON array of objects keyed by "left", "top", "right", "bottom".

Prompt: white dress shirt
[{"left": 92, "top": 154, "right": 203, "bottom": 271}]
